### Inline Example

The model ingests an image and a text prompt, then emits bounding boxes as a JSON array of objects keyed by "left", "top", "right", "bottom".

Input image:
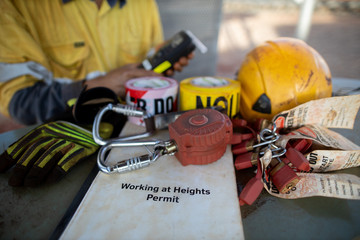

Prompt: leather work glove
[
  {"left": 0, "top": 121, "right": 109, "bottom": 187},
  {"left": 0, "top": 87, "right": 126, "bottom": 187}
]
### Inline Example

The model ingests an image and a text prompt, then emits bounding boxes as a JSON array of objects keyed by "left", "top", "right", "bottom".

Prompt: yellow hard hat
[{"left": 237, "top": 37, "right": 332, "bottom": 121}]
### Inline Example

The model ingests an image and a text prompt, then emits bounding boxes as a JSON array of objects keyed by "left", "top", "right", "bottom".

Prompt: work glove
[
  {"left": 0, "top": 121, "right": 108, "bottom": 187},
  {"left": 0, "top": 87, "right": 126, "bottom": 187}
]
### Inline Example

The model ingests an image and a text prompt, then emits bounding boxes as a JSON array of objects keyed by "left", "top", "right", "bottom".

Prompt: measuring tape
[
  {"left": 179, "top": 77, "right": 241, "bottom": 118},
  {"left": 125, "top": 76, "right": 178, "bottom": 125}
]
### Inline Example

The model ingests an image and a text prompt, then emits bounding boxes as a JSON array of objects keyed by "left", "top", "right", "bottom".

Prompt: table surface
[
  {"left": 1, "top": 93, "right": 359, "bottom": 239},
  {"left": 0, "top": 125, "right": 97, "bottom": 239}
]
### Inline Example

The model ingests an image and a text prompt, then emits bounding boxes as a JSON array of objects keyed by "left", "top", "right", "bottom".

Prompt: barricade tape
[
  {"left": 125, "top": 76, "right": 178, "bottom": 126},
  {"left": 179, "top": 76, "right": 241, "bottom": 118}
]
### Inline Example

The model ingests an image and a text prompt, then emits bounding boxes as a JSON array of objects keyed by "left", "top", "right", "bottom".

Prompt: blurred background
[
  {"left": 0, "top": 0, "right": 359, "bottom": 133},
  {"left": 217, "top": 0, "right": 360, "bottom": 80}
]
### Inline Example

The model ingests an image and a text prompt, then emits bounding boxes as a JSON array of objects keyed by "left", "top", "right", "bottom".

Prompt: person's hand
[
  {"left": 84, "top": 64, "right": 161, "bottom": 98},
  {"left": 151, "top": 39, "right": 195, "bottom": 77},
  {"left": 85, "top": 50, "right": 194, "bottom": 98},
  {"left": 164, "top": 52, "right": 194, "bottom": 76}
]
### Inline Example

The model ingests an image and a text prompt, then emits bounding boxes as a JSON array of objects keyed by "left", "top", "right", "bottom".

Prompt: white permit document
[{"left": 60, "top": 122, "right": 244, "bottom": 240}]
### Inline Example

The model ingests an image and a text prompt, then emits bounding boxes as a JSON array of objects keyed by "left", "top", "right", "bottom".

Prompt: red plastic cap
[
  {"left": 239, "top": 177, "right": 264, "bottom": 206},
  {"left": 285, "top": 147, "right": 311, "bottom": 172},
  {"left": 168, "top": 109, "right": 233, "bottom": 166},
  {"left": 234, "top": 152, "right": 254, "bottom": 170}
]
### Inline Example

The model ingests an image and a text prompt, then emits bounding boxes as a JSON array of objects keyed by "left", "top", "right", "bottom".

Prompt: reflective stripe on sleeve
[{"left": 0, "top": 61, "right": 73, "bottom": 84}]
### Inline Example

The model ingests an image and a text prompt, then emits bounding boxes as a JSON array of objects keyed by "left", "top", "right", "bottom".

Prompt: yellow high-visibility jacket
[{"left": 0, "top": 0, "right": 163, "bottom": 124}]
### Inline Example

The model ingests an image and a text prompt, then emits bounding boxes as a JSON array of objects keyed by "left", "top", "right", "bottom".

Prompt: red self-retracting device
[
  {"left": 169, "top": 108, "right": 233, "bottom": 166},
  {"left": 96, "top": 108, "right": 233, "bottom": 174}
]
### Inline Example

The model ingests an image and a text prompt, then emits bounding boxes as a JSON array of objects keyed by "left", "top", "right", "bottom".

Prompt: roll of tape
[
  {"left": 179, "top": 76, "right": 241, "bottom": 118},
  {"left": 125, "top": 76, "right": 178, "bottom": 125}
]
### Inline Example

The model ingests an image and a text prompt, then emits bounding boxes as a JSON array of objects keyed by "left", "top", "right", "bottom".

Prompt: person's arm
[
  {"left": 84, "top": 64, "right": 161, "bottom": 98},
  {"left": 9, "top": 81, "right": 83, "bottom": 125},
  {"left": 6, "top": 63, "right": 164, "bottom": 125},
  {"left": 0, "top": 1, "right": 69, "bottom": 125}
]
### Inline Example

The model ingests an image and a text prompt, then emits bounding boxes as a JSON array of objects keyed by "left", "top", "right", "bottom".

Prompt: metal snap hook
[
  {"left": 97, "top": 139, "right": 178, "bottom": 174},
  {"left": 97, "top": 140, "right": 162, "bottom": 174},
  {"left": 92, "top": 103, "right": 156, "bottom": 145}
]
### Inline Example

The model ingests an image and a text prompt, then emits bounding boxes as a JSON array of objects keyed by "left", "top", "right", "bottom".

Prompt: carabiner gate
[
  {"left": 98, "top": 140, "right": 161, "bottom": 174},
  {"left": 93, "top": 103, "right": 156, "bottom": 145},
  {"left": 97, "top": 139, "right": 178, "bottom": 174}
]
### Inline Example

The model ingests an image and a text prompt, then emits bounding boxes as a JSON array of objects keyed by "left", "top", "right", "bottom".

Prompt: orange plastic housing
[{"left": 168, "top": 109, "right": 233, "bottom": 166}]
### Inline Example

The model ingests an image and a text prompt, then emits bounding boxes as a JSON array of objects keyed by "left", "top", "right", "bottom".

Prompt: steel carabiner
[
  {"left": 93, "top": 103, "right": 156, "bottom": 145},
  {"left": 97, "top": 139, "right": 178, "bottom": 174}
]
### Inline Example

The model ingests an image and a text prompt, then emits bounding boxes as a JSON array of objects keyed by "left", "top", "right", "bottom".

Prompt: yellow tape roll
[{"left": 179, "top": 77, "right": 241, "bottom": 118}]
